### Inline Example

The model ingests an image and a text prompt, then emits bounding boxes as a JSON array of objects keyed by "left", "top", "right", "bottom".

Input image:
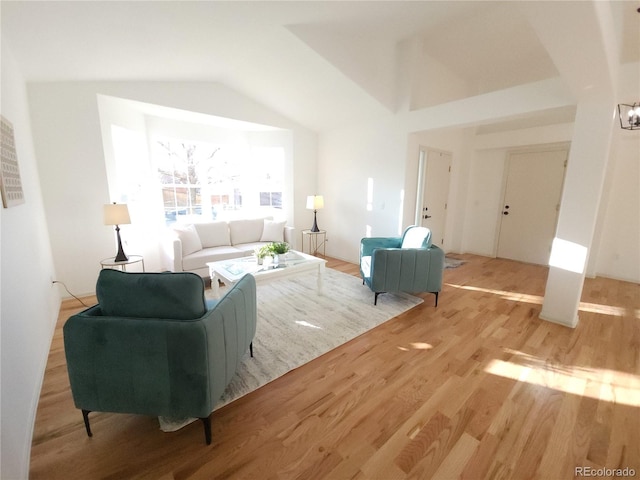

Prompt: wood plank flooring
[{"left": 30, "top": 255, "right": 640, "bottom": 479}]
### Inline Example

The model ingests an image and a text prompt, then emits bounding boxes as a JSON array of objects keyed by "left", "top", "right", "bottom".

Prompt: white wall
[
  {"left": 594, "top": 128, "right": 640, "bottom": 282},
  {"left": 590, "top": 63, "right": 640, "bottom": 282},
  {"left": 457, "top": 64, "right": 639, "bottom": 284},
  {"left": 97, "top": 94, "right": 162, "bottom": 271},
  {"left": 28, "top": 83, "right": 112, "bottom": 297},
  {"left": 28, "top": 82, "right": 317, "bottom": 295},
  {"left": 318, "top": 94, "right": 639, "bottom": 285},
  {"left": 1, "top": 43, "right": 60, "bottom": 480},
  {"left": 319, "top": 116, "right": 407, "bottom": 262}
]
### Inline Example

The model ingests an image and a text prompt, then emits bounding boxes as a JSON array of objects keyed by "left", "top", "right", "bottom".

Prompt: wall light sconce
[{"left": 617, "top": 103, "right": 640, "bottom": 130}]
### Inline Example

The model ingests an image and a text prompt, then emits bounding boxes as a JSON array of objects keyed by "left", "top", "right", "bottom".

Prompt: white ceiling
[{"left": 2, "top": 1, "right": 639, "bottom": 132}]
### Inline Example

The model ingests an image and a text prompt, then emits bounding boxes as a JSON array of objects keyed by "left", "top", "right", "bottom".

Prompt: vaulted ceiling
[{"left": 2, "top": 1, "right": 639, "bottom": 132}]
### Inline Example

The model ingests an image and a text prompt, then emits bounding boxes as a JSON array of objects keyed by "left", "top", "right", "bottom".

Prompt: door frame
[
  {"left": 493, "top": 142, "right": 570, "bottom": 259},
  {"left": 414, "top": 146, "right": 452, "bottom": 245}
]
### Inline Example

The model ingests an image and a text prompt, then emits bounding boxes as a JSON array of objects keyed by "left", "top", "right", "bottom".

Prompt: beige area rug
[
  {"left": 445, "top": 256, "right": 465, "bottom": 269},
  {"left": 159, "top": 268, "right": 422, "bottom": 431}
]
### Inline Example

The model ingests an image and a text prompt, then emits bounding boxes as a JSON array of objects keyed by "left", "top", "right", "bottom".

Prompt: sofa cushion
[
  {"left": 260, "top": 219, "right": 286, "bottom": 243},
  {"left": 96, "top": 269, "right": 207, "bottom": 320},
  {"left": 229, "top": 218, "right": 267, "bottom": 245},
  {"left": 182, "top": 246, "right": 247, "bottom": 271},
  {"left": 173, "top": 224, "right": 202, "bottom": 255},
  {"left": 234, "top": 242, "right": 269, "bottom": 254},
  {"left": 194, "top": 221, "right": 230, "bottom": 248}
]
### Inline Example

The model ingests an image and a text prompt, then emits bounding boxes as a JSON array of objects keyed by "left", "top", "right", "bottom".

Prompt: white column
[
  {"left": 521, "top": 0, "right": 620, "bottom": 327},
  {"left": 540, "top": 98, "right": 616, "bottom": 327}
]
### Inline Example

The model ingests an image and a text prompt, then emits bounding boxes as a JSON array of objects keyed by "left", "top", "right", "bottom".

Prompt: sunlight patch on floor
[
  {"left": 485, "top": 349, "right": 640, "bottom": 407},
  {"left": 295, "top": 320, "right": 322, "bottom": 329},
  {"left": 410, "top": 342, "right": 433, "bottom": 350},
  {"left": 397, "top": 342, "right": 433, "bottom": 352},
  {"left": 577, "top": 301, "right": 631, "bottom": 317},
  {"left": 445, "top": 283, "right": 636, "bottom": 318},
  {"left": 446, "top": 283, "right": 543, "bottom": 304}
]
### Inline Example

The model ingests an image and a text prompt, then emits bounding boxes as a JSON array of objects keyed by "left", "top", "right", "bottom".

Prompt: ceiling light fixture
[{"left": 617, "top": 103, "right": 640, "bottom": 130}]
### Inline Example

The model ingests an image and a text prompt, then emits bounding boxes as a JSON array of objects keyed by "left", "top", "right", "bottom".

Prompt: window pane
[
  {"left": 271, "top": 192, "right": 282, "bottom": 208},
  {"left": 155, "top": 138, "right": 284, "bottom": 225},
  {"left": 174, "top": 187, "right": 189, "bottom": 207}
]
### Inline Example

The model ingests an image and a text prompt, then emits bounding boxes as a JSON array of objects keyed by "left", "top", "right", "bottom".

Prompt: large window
[{"left": 153, "top": 137, "right": 284, "bottom": 224}]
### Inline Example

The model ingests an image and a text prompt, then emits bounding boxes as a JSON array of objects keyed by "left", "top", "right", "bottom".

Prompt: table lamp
[
  {"left": 103, "top": 202, "right": 131, "bottom": 262},
  {"left": 306, "top": 195, "right": 324, "bottom": 232}
]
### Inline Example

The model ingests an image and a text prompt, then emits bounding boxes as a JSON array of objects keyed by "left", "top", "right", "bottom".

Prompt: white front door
[
  {"left": 418, "top": 148, "right": 451, "bottom": 246},
  {"left": 497, "top": 148, "right": 568, "bottom": 265}
]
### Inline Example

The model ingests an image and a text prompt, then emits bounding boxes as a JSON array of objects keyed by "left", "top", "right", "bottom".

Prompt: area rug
[
  {"left": 159, "top": 268, "right": 422, "bottom": 431},
  {"left": 445, "top": 256, "right": 465, "bottom": 269}
]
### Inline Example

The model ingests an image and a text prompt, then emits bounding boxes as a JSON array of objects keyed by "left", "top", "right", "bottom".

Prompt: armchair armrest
[
  {"left": 360, "top": 236, "right": 402, "bottom": 258},
  {"left": 284, "top": 226, "right": 295, "bottom": 248},
  {"left": 162, "top": 234, "right": 183, "bottom": 272}
]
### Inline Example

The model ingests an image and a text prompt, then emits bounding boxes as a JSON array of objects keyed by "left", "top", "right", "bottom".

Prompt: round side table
[
  {"left": 301, "top": 230, "right": 327, "bottom": 256},
  {"left": 100, "top": 255, "right": 145, "bottom": 272}
]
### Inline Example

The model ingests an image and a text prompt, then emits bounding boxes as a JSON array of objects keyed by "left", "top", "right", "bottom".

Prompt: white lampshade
[
  {"left": 306, "top": 195, "right": 324, "bottom": 210},
  {"left": 103, "top": 203, "right": 131, "bottom": 226}
]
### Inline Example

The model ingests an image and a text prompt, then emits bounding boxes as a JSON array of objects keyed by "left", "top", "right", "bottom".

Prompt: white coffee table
[{"left": 207, "top": 250, "right": 326, "bottom": 298}]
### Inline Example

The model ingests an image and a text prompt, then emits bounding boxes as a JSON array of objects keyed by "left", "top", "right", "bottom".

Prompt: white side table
[
  {"left": 301, "top": 230, "right": 327, "bottom": 256},
  {"left": 100, "top": 255, "right": 145, "bottom": 272}
]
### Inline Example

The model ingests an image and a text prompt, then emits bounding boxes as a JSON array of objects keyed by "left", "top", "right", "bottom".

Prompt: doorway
[
  {"left": 415, "top": 148, "right": 451, "bottom": 246},
  {"left": 496, "top": 147, "right": 568, "bottom": 265}
]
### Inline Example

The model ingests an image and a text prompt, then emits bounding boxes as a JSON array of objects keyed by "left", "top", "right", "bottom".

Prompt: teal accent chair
[
  {"left": 360, "top": 226, "right": 445, "bottom": 305},
  {"left": 63, "top": 269, "right": 257, "bottom": 444}
]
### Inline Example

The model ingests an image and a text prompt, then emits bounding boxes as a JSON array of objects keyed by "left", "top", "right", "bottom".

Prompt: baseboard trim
[{"left": 539, "top": 310, "right": 579, "bottom": 329}]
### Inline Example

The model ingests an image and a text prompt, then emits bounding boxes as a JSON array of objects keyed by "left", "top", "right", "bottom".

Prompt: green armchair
[
  {"left": 360, "top": 226, "right": 444, "bottom": 305},
  {"left": 63, "top": 269, "right": 257, "bottom": 444}
]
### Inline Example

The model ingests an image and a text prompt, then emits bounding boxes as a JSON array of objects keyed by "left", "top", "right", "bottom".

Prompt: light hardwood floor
[{"left": 30, "top": 255, "right": 639, "bottom": 479}]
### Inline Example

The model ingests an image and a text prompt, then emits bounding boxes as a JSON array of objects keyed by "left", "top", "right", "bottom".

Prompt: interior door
[
  {"left": 419, "top": 149, "right": 451, "bottom": 246},
  {"left": 497, "top": 148, "right": 568, "bottom": 265}
]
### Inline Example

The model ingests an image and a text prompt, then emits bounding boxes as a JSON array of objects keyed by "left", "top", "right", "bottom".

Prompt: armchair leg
[
  {"left": 200, "top": 416, "right": 212, "bottom": 445},
  {"left": 374, "top": 292, "right": 382, "bottom": 305},
  {"left": 82, "top": 409, "right": 93, "bottom": 437},
  {"left": 250, "top": 342, "right": 254, "bottom": 358},
  {"left": 433, "top": 292, "right": 439, "bottom": 307}
]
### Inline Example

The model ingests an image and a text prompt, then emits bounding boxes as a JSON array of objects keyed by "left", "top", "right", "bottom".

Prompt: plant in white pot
[
  {"left": 254, "top": 245, "right": 272, "bottom": 265},
  {"left": 268, "top": 242, "right": 290, "bottom": 264}
]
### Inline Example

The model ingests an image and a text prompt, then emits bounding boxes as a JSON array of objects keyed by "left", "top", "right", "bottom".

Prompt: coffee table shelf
[{"left": 207, "top": 250, "right": 326, "bottom": 298}]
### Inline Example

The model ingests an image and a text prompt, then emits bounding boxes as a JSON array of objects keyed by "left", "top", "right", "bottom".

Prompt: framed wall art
[{"left": 1, "top": 115, "right": 25, "bottom": 208}]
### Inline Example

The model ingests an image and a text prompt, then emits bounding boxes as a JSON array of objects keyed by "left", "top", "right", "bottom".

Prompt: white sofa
[{"left": 164, "top": 217, "right": 295, "bottom": 277}]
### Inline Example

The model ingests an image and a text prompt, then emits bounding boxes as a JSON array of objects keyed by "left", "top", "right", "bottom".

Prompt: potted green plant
[
  {"left": 269, "top": 242, "right": 290, "bottom": 255},
  {"left": 254, "top": 245, "right": 272, "bottom": 265},
  {"left": 268, "top": 242, "right": 290, "bottom": 264}
]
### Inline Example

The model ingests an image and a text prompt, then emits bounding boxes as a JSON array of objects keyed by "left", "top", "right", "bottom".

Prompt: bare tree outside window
[
  {"left": 154, "top": 138, "right": 284, "bottom": 224},
  {"left": 156, "top": 140, "right": 221, "bottom": 222}
]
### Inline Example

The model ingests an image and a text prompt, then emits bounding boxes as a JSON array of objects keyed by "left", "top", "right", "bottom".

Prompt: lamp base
[
  {"left": 310, "top": 211, "right": 320, "bottom": 233},
  {"left": 114, "top": 225, "right": 129, "bottom": 262}
]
